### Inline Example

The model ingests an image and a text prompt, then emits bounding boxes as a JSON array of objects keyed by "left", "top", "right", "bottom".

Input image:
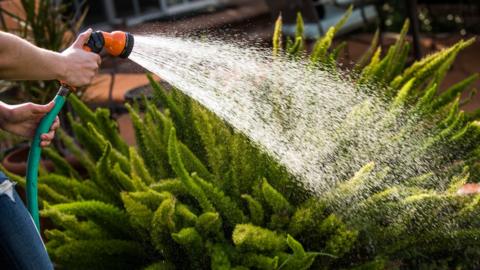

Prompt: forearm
[{"left": 0, "top": 32, "right": 66, "bottom": 81}]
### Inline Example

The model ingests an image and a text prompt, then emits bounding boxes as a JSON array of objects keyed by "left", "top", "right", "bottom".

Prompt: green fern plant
[
  {"left": 277, "top": 11, "right": 480, "bottom": 269},
  {"left": 2, "top": 9, "right": 480, "bottom": 270},
  {"left": 1, "top": 86, "right": 357, "bottom": 269}
]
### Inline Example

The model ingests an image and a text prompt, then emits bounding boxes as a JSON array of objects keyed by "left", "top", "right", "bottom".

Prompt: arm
[
  {"left": 0, "top": 30, "right": 101, "bottom": 146},
  {"left": 0, "top": 29, "right": 101, "bottom": 87},
  {"left": 0, "top": 32, "right": 65, "bottom": 81}
]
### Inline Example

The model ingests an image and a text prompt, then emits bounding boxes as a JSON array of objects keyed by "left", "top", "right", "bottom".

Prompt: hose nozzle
[{"left": 86, "top": 31, "right": 134, "bottom": 58}]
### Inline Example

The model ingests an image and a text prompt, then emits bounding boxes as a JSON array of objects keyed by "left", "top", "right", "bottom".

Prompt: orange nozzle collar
[
  {"left": 85, "top": 31, "right": 134, "bottom": 58},
  {"left": 102, "top": 31, "right": 134, "bottom": 58}
]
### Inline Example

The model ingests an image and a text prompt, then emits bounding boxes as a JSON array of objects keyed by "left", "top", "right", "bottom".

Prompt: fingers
[
  {"left": 94, "top": 53, "right": 102, "bottom": 66},
  {"left": 31, "top": 101, "right": 55, "bottom": 114},
  {"left": 89, "top": 53, "right": 101, "bottom": 74},
  {"left": 62, "top": 28, "right": 101, "bottom": 87},
  {"left": 40, "top": 130, "right": 54, "bottom": 147},
  {"left": 40, "top": 117, "right": 60, "bottom": 148},
  {"left": 41, "top": 130, "right": 55, "bottom": 144},
  {"left": 40, "top": 140, "right": 51, "bottom": 147},
  {"left": 73, "top": 28, "right": 93, "bottom": 49},
  {"left": 50, "top": 116, "right": 60, "bottom": 131}
]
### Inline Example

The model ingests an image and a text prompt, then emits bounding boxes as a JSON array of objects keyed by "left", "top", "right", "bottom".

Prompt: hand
[
  {"left": 58, "top": 29, "right": 101, "bottom": 87},
  {"left": 0, "top": 102, "right": 60, "bottom": 147}
]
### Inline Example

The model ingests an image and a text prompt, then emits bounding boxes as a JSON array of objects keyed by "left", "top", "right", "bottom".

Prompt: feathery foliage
[
  {"left": 21, "top": 78, "right": 353, "bottom": 269},
  {"left": 6, "top": 9, "right": 480, "bottom": 270}
]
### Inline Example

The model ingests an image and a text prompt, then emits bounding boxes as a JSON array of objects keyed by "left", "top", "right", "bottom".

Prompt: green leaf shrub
[
  {"left": 3, "top": 10, "right": 480, "bottom": 270},
  {"left": 9, "top": 85, "right": 355, "bottom": 269},
  {"left": 280, "top": 12, "right": 480, "bottom": 269}
]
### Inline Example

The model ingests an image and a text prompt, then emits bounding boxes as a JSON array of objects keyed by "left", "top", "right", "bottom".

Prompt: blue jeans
[{"left": 0, "top": 171, "right": 53, "bottom": 270}]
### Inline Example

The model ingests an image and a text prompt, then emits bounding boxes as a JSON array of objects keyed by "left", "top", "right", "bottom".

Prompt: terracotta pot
[{"left": 1, "top": 144, "right": 80, "bottom": 176}]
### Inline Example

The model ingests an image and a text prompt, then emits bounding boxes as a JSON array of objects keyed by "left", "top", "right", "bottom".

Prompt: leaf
[
  {"left": 433, "top": 73, "right": 479, "bottom": 111},
  {"left": 58, "top": 129, "right": 96, "bottom": 180},
  {"left": 195, "top": 212, "right": 222, "bottom": 236},
  {"left": 42, "top": 147, "right": 80, "bottom": 179},
  {"left": 355, "top": 29, "right": 380, "bottom": 72},
  {"left": 151, "top": 196, "right": 177, "bottom": 256},
  {"left": 149, "top": 74, "right": 186, "bottom": 136},
  {"left": 120, "top": 192, "right": 153, "bottom": 235},
  {"left": 287, "top": 36, "right": 304, "bottom": 58},
  {"left": 310, "top": 5, "right": 352, "bottom": 65},
  {"left": 192, "top": 173, "right": 245, "bottom": 226},
  {"left": 241, "top": 194, "right": 264, "bottom": 225},
  {"left": 334, "top": 5, "right": 353, "bottom": 31},
  {"left": 295, "top": 12, "right": 304, "bottom": 40},
  {"left": 94, "top": 108, "right": 129, "bottom": 155},
  {"left": 126, "top": 103, "right": 166, "bottom": 179},
  {"left": 261, "top": 178, "right": 293, "bottom": 215},
  {"left": 392, "top": 78, "right": 415, "bottom": 109},
  {"left": 310, "top": 27, "right": 335, "bottom": 64},
  {"left": 168, "top": 127, "right": 214, "bottom": 212},
  {"left": 272, "top": 14, "right": 282, "bottom": 57},
  {"left": 68, "top": 94, "right": 97, "bottom": 125},
  {"left": 129, "top": 147, "right": 155, "bottom": 185},
  {"left": 232, "top": 224, "right": 287, "bottom": 252},
  {"left": 51, "top": 201, "right": 131, "bottom": 238}
]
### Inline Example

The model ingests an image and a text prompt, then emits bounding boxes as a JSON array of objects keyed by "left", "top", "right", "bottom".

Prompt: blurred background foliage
[{"left": 381, "top": 0, "right": 479, "bottom": 35}]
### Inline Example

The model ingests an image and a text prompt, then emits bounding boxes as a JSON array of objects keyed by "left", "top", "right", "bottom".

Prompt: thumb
[
  {"left": 73, "top": 28, "right": 92, "bottom": 48},
  {"left": 32, "top": 101, "right": 55, "bottom": 114}
]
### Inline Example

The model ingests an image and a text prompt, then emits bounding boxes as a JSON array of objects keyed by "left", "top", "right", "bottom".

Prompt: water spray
[{"left": 26, "top": 31, "right": 134, "bottom": 231}]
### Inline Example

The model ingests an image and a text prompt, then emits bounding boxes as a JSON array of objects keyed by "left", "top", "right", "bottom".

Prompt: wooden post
[{"left": 406, "top": 0, "right": 422, "bottom": 59}]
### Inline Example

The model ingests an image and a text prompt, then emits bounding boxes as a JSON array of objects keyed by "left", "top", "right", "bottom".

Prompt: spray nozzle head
[{"left": 86, "top": 31, "right": 134, "bottom": 58}]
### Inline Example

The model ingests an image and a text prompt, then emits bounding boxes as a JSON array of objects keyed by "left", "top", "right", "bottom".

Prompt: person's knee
[
  {"left": 0, "top": 178, "right": 16, "bottom": 203},
  {"left": 0, "top": 177, "right": 53, "bottom": 270}
]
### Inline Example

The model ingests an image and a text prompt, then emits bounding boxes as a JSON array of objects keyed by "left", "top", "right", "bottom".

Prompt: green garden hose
[{"left": 26, "top": 87, "right": 69, "bottom": 229}]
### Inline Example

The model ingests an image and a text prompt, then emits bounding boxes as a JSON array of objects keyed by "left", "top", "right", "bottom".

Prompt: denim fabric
[{"left": 0, "top": 171, "right": 53, "bottom": 270}]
